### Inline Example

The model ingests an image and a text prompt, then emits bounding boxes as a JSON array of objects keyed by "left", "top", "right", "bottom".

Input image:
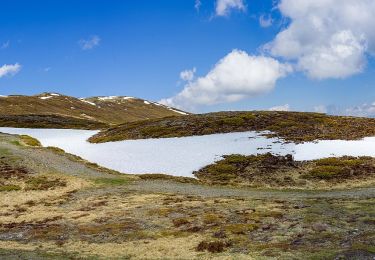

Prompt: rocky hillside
[
  {"left": 0, "top": 93, "right": 187, "bottom": 128},
  {"left": 89, "top": 111, "right": 375, "bottom": 143}
]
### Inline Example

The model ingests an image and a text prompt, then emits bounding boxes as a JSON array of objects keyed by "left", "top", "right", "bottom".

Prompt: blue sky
[{"left": 1, "top": 0, "right": 375, "bottom": 115}]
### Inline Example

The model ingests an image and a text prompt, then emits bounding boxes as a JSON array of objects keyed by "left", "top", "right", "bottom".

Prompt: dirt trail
[{"left": 129, "top": 180, "right": 375, "bottom": 199}]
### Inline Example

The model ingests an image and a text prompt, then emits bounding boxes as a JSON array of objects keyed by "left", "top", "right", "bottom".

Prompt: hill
[
  {"left": 89, "top": 111, "right": 375, "bottom": 143},
  {"left": 0, "top": 93, "right": 187, "bottom": 129}
]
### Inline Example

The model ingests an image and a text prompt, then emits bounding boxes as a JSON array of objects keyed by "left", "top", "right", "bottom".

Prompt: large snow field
[{"left": 1, "top": 127, "right": 375, "bottom": 177}]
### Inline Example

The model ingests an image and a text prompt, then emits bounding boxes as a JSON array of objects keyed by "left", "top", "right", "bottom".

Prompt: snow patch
[
  {"left": 97, "top": 96, "right": 118, "bottom": 101},
  {"left": 80, "top": 99, "right": 97, "bottom": 106},
  {"left": 152, "top": 102, "right": 188, "bottom": 115},
  {"left": 144, "top": 101, "right": 150, "bottom": 105},
  {"left": 39, "top": 96, "right": 53, "bottom": 100},
  {"left": 168, "top": 108, "right": 188, "bottom": 115},
  {"left": 0, "top": 128, "right": 293, "bottom": 177},
  {"left": 4, "top": 128, "right": 375, "bottom": 177}
]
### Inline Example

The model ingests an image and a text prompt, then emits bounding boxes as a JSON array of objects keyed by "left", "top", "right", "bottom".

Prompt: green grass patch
[
  {"left": 25, "top": 176, "right": 67, "bottom": 190},
  {"left": 315, "top": 157, "right": 369, "bottom": 167},
  {"left": 306, "top": 166, "right": 348, "bottom": 179},
  {"left": 19, "top": 135, "right": 41, "bottom": 147},
  {"left": 93, "top": 177, "right": 129, "bottom": 186},
  {"left": 0, "top": 184, "right": 21, "bottom": 192},
  {"left": 225, "top": 223, "right": 259, "bottom": 234},
  {"left": 46, "top": 146, "right": 66, "bottom": 154},
  {"left": 10, "top": 140, "right": 21, "bottom": 146}
]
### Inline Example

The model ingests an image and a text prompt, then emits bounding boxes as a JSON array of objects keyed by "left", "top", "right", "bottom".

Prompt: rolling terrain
[
  {"left": 89, "top": 111, "right": 375, "bottom": 143},
  {"left": 0, "top": 93, "right": 187, "bottom": 129},
  {"left": 0, "top": 132, "right": 374, "bottom": 259}
]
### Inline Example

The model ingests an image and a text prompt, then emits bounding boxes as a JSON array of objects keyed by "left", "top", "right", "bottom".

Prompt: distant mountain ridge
[{"left": 0, "top": 93, "right": 188, "bottom": 129}]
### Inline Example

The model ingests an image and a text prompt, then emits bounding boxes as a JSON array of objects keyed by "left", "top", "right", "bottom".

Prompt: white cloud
[
  {"left": 314, "top": 105, "right": 327, "bottom": 113},
  {"left": 160, "top": 50, "right": 292, "bottom": 110},
  {"left": 79, "top": 35, "right": 101, "bottom": 50},
  {"left": 269, "top": 104, "right": 290, "bottom": 111},
  {"left": 259, "top": 14, "right": 273, "bottom": 28},
  {"left": 195, "top": 0, "right": 202, "bottom": 11},
  {"left": 1, "top": 41, "right": 9, "bottom": 50},
  {"left": 342, "top": 102, "right": 375, "bottom": 117},
  {"left": 313, "top": 103, "right": 375, "bottom": 117},
  {"left": 180, "top": 68, "right": 196, "bottom": 81},
  {"left": 265, "top": 0, "right": 375, "bottom": 79},
  {"left": 0, "top": 63, "right": 21, "bottom": 78},
  {"left": 215, "top": 0, "right": 246, "bottom": 16}
]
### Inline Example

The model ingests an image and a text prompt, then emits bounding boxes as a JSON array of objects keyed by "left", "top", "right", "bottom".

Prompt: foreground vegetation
[
  {"left": 89, "top": 111, "right": 375, "bottom": 143},
  {"left": 0, "top": 133, "right": 374, "bottom": 259}
]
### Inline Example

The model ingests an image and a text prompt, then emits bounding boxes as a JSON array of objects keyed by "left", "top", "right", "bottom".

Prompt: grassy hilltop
[{"left": 89, "top": 111, "right": 375, "bottom": 143}]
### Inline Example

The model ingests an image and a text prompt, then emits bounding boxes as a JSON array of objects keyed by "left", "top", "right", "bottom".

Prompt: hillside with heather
[
  {"left": 0, "top": 93, "right": 187, "bottom": 129},
  {"left": 89, "top": 111, "right": 375, "bottom": 143}
]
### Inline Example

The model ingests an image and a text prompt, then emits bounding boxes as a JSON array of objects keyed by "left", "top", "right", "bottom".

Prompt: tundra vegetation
[
  {"left": 194, "top": 153, "right": 375, "bottom": 189},
  {"left": 0, "top": 132, "right": 374, "bottom": 259},
  {"left": 89, "top": 111, "right": 375, "bottom": 143}
]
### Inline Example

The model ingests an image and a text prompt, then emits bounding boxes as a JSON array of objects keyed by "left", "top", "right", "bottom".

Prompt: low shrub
[
  {"left": 20, "top": 135, "right": 41, "bottom": 147},
  {"left": 25, "top": 176, "right": 66, "bottom": 190},
  {"left": 225, "top": 223, "right": 259, "bottom": 234},
  {"left": 196, "top": 240, "right": 228, "bottom": 253},
  {"left": 0, "top": 184, "right": 21, "bottom": 192},
  {"left": 307, "top": 166, "right": 348, "bottom": 179}
]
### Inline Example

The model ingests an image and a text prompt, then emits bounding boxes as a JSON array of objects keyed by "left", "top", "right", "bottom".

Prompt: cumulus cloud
[
  {"left": 160, "top": 50, "right": 292, "bottom": 110},
  {"left": 0, "top": 63, "right": 21, "bottom": 78},
  {"left": 215, "top": 0, "right": 246, "bottom": 16},
  {"left": 259, "top": 14, "right": 273, "bottom": 28},
  {"left": 269, "top": 104, "right": 290, "bottom": 111},
  {"left": 264, "top": 0, "right": 375, "bottom": 79},
  {"left": 180, "top": 68, "right": 196, "bottom": 82},
  {"left": 79, "top": 35, "right": 101, "bottom": 50},
  {"left": 341, "top": 102, "right": 375, "bottom": 117}
]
